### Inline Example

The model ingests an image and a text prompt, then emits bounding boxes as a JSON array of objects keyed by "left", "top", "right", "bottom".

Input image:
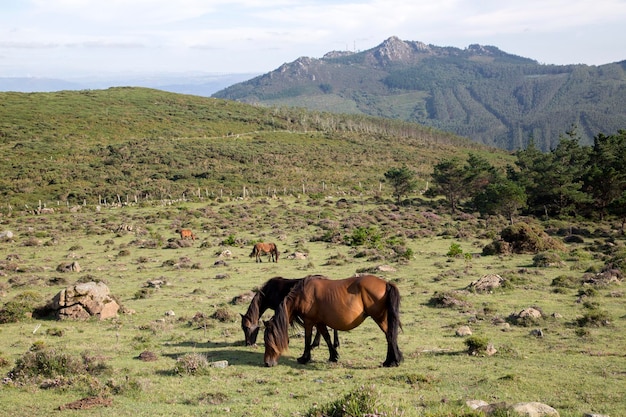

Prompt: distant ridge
[
  {"left": 213, "top": 36, "right": 626, "bottom": 151},
  {"left": 0, "top": 73, "right": 258, "bottom": 96}
]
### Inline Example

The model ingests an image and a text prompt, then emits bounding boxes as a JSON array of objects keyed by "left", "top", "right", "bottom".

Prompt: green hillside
[
  {"left": 213, "top": 37, "right": 626, "bottom": 151},
  {"left": 0, "top": 87, "right": 504, "bottom": 208}
]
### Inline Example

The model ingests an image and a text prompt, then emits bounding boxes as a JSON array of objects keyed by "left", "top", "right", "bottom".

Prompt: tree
[
  {"left": 384, "top": 166, "right": 418, "bottom": 204},
  {"left": 430, "top": 158, "right": 467, "bottom": 212},
  {"left": 474, "top": 178, "right": 527, "bottom": 224},
  {"left": 584, "top": 131, "right": 626, "bottom": 220}
]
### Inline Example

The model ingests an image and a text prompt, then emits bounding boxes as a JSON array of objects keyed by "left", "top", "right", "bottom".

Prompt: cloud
[{"left": 1, "top": 0, "right": 625, "bottom": 76}]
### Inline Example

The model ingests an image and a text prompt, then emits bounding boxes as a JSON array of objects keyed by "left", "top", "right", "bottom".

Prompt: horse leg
[
  {"left": 332, "top": 329, "right": 340, "bottom": 348},
  {"left": 297, "top": 325, "right": 313, "bottom": 364},
  {"left": 311, "top": 329, "right": 321, "bottom": 349},
  {"left": 316, "top": 325, "right": 339, "bottom": 362}
]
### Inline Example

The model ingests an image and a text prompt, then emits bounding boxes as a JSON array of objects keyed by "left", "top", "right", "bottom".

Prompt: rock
[
  {"left": 510, "top": 402, "right": 559, "bottom": 416},
  {"left": 0, "top": 230, "right": 14, "bottom": 241},
  {"left": 466, "top": 399, "right": 489, "bottom": 409},
  {"left": 164, "top": 310, "right": 175, "bottom": 317},
  {"left": 530, "top": 329, "right": 544, "bottom": 337},
  {"left": 456, "top": 326, "right": 473, "bottom": 337},
  {"left": 375, "top": 264, "right": 397, "bottom": 272},
  {"left": 583, "top": 414, "right": 610, "bottom": 417},
  {"left": 467, "top": 274, "right": 504, "bottom": 292},
  {"left": 485, "top": 343, "right": 497, "bottom": 356},
  {"left": 211, "top": 360, "right": 229, "bottom": 368},
  {"left": 519, "top": 307, "right": 542, "bottom": 319},
  {"left": 56, "top": 261, "right": 81, "bottom": 273},
  {"left": 287, "top": 251, "right": 308, "bottom": 260},
  {"left": 48, "top": 282, "right": 119, "bottom": 320},
  {"left": 138, "top": 351, "right": 158, "bottom": 362}
]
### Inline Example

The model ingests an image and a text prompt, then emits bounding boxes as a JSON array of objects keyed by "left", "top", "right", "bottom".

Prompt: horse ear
[{"left": 240, "top": 313, "right": 244, "bottom": 318}]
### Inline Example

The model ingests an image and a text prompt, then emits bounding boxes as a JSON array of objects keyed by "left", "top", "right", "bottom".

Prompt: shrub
[
  {"left": 8, "top": 348, "right": 109, "bottom": 383},
  {"left": 446, "top": 242, "right": 463, "bottom": 258},
  {"left": 498, "top": 222, "right": 566, "bottom": 254},
  {"left": 304, "top": 385, "right": 399, "bottom": 417},
  {"left": 222, "top": 234, "right": 237, "bottom": 246},
  {"left": 173, "top": 353, "right": 210, "bottom": 376},
  {"left": 464, "top": 336, "right": 490, "bottom": 356},
  {"left": 551, "top": 275, "right": 582, "bottom": 288},
  {"left": 0, "top": 291, "right": 44, "bottom": 323},
  {"left": 427, "top": 291, "right": 472, "bottom": 310},
  {"left": 576, "top": 309, "right": 611, "bottom": 327},
  {"left": 532, "top": 252, "right": 564, "bottom": 267},
  {"left": 344, "top": 226, "right": 381, "bottom": 248}
]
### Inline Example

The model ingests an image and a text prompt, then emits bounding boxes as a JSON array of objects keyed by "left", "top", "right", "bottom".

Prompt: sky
[{"left": 1, "top": 0, "right": 626, "bottom": 79}]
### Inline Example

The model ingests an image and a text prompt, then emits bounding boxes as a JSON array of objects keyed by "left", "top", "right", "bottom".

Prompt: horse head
[
  {"left": 263, "top": 317, "right": 283, "bottom": 367},
  {"left": 240, "top": 313, "right": 260, "bottom": 346}
]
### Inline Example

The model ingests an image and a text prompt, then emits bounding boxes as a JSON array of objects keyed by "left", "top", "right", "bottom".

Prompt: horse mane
[
  {"left": 281, "top": 275, "right": 328, "bottom": 327},
  {"left": 244, "top": 290, "right": 262, "bottom": 322}
]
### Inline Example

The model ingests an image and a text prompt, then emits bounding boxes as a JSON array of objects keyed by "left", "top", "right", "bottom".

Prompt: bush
[
  {"left": 532, "top": 252, "right": 564, "bottom": 267},
  {"left": 498, "top": 222, "right": 566, "bottom": 254},
  {"left": 464, "top": 336, "right": 490, "bottom": 356},
  {"left": 8, "top": 348, "right": 109, "bottom": 383},
  {"left": 0, "top": 291, "right": 44, "bottom": 323},
  {"left": 173, "top": 353, "right": 210, "bottom": 376},
  {"left": 551, "top": 275, "right": 582, "bottom": 288},
  {"left": 576, "top": 309, "right": 611, "bottom": 327},
  {"left": 446, "top": 242, "right": 463, "bottom": 258},
  {"left": 304, "top": 385, "right": 399, "bottom": 417},
  {"left": 344, "top": 226, "right": 381, "bottom": 248}
]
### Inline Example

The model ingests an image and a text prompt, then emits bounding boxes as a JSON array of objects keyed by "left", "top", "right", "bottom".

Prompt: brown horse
[
  {"left": 249, "top": 242, "right": 279, "bottom": 263},
  {"left": 263, "top": 274, "right": 402, "bottom": 367},
  {"left": 179, "top": 229, "right": 197, "bottom": 240},
  {"left": 241, "top": 276, "right": 339, "bottom": 348}
]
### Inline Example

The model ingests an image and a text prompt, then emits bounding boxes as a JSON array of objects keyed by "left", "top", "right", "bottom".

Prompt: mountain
[
  {"left": 213, "top": 36, "right": 626, "bottom": 151},
  {"left": 0, "top": 73, "right": 258, "bottom": 96}
]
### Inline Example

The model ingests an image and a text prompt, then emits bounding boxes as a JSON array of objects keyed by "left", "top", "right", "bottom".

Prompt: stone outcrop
[{"left": 47, "top": 282, "right": 119, "bottom": 320}]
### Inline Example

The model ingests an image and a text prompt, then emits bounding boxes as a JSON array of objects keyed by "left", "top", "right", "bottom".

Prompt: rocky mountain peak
[{"left": 374, "top": 36, "right": 414, "bottom": 63}]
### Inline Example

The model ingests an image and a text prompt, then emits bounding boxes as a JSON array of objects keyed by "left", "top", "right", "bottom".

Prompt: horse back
[{"left": 296, "top": 275, "right": 388, "bottom": 330}]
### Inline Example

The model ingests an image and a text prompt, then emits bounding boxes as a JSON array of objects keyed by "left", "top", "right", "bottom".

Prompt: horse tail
[
  {"left": 273, "top": 243, "right": 279, "bottom": 262},
  {"left": 249, "top": 245, "right": 257, "bottom": 258},
  {"left": 385, "top": 282, "right": 404, "bottom": 363}
]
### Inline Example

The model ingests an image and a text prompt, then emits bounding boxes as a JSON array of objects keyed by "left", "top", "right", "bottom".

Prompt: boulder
[
  {"left": 519, "top": 307, "right": 543, "bottom": 319},
  {"left": 510, "top": 402, "right": 559, "bottom": 416},
  {"left": 56, "top": 261, "right": 81, "bottom": 273},
  {"left": 467, "top": 274, "right": 504, "bottom": 292},
  {"left": 48, "top": 282, "right": 119, "bottom": 320},
  {"left": 456, "top": 325, "right": 473, "bottom": 337}
]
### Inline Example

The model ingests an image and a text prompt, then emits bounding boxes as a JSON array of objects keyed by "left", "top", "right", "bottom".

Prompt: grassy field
[{"left": 0, "top": 195, "right": 624, "bottom": 417}]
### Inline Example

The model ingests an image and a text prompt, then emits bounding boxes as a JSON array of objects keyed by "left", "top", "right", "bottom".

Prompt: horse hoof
[
  {"left": 383, "top": 360, "right": 400, "bottom": 367},
  {"left": 297, "top": 357, "right": 310, "bottom": 364}
]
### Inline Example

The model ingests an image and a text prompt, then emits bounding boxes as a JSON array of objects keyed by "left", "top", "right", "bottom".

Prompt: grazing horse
[
  {"left": 241, "top": 276, "right": 339, "bottom": 348},
  {"left": 263, "top": 274, "right": 403, "bottom": 367},
  {"left": 249, "top": 242, "right": 279, "bottom": 263},
  {"left": 179, "top": 229, "right": 197, "bottom": 240}
]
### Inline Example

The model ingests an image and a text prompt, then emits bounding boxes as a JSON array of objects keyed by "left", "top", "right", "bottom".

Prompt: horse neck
[{"left": 244, "top": 292, "right": 264, "bottom": 322}]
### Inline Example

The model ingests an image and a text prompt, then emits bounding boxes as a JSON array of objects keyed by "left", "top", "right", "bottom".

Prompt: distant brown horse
[
  {"left": 241, "top": 276, "right": 339, "bottom": 348},
  {"left": 179, "top": 229, "right": 197, "bottom": 240},
  {"left": 263, "top": 274, "right": 402, "bottom": 367},
  {"left": 250, "top": 242, "right": 279, "bottom": 263}
]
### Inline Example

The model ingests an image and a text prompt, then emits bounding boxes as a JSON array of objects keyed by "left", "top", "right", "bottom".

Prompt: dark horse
[
  {"left": 263, "top": 274, "right": 402, "bottom": 367},
  {"left": 241, "top": 276, "right": 339, "bottom": 348},
  {"left": 249, "top": 242, "right": 279, "bottom": 263}
]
